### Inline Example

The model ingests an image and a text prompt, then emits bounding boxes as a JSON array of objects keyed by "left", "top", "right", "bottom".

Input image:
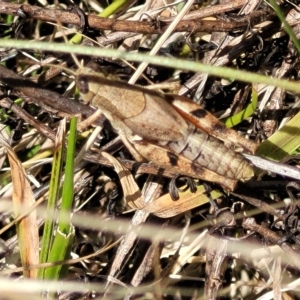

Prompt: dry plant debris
[{"left": 1, "top": 0, "right": 300, "bottom": 299}]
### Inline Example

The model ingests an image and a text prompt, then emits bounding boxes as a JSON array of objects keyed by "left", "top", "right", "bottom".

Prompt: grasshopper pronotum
[{"left": 75, "top": 67, "right": 257, "bottom": 191}]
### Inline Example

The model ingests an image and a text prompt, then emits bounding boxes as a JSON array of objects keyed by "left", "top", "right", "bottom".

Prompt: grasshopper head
[
  {"left": 76, "top": 68, "right": 103, "bottom": 105},
  {"left": 76, "top": 73, "right": 93, "bottom": 104}
]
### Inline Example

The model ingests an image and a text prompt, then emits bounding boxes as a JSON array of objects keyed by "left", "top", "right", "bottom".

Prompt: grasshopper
[{"left": 76, "top": 67, "right": 257, "bottom": 191}]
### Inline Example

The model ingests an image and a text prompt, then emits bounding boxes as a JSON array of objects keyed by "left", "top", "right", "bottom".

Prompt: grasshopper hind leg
[{"left": 133, "top": 142, "right": 238, "bottom": 191}]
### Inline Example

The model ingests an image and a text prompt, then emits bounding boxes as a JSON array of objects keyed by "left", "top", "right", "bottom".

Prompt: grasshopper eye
[{"left": 77, "top": 77, "right": 89, "bottom": 95}]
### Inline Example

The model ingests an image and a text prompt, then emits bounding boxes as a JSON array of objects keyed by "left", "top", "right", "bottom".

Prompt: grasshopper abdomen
[{"left": 163, "top": 124, "right": 253, "bottom": 180}]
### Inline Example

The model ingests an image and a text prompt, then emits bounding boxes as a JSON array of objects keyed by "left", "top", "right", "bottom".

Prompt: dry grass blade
[{"left": 0, "top": 134, "right": 39, "bottom": 278}]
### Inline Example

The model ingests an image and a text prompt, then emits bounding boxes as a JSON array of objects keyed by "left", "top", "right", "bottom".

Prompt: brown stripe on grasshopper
[
  {"left": 76, "top": 67, "right": 255, "bottom": 191},
  {"left": 168, "top": 96, "right": 258, "bottom": 154},
  {"left": 188, "top": 108, "right": 229, "bottom": 137}
]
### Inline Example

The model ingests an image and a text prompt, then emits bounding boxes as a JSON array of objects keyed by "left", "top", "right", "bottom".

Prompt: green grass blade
[
  {"left": 99, "top": 0, "right": 129, "bottom": 17},
  {"left": 43, "top": 226, "right": 75, "bottom": 280},
  {"left": 38, "top": 121, "right": 65, "bottom": 280},
  {"left": 44, "top": 117, "right": 77, "bottom": 280},
  {"left": 256, "top": 111, "right": 300, "bottom": 160},
  {"left": 223, "top": 86, "right": 258, "bottom": 127},
  {"left": 58, "top": 117, "right": 77, "bottom": 234}
]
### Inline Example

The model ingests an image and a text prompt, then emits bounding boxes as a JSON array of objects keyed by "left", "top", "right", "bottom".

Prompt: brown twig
[
  {"left": 0, "top": 97, "right": 56, "bottom": 141},
  {"left": 0, "top": 3, "right": 274, "bottom": 35},
  {"left": 0, "top": 65, "right": 105, "bottom": 127}
]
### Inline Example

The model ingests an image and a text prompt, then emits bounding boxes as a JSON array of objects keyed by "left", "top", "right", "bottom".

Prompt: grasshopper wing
[{"left": 77, "top": 71, "right": 188, "bottom": 142}]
